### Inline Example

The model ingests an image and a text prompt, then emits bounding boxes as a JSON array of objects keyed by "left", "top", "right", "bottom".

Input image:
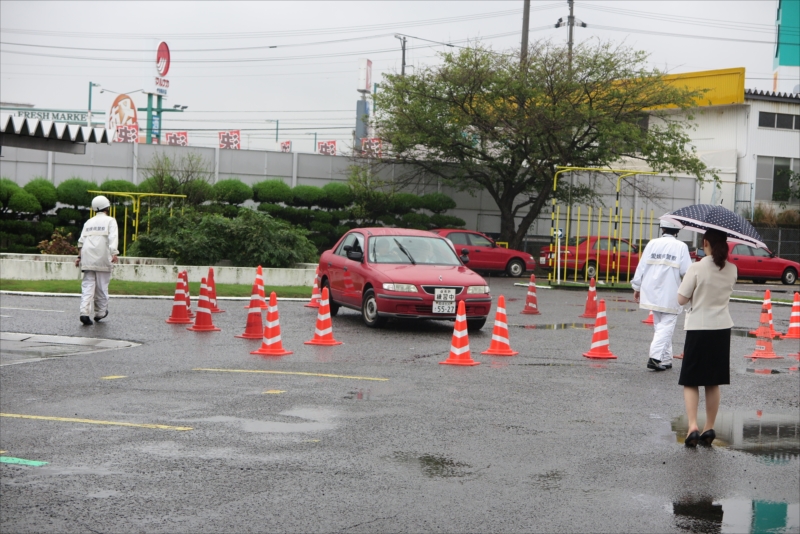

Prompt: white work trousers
[
  {"left": 649, "top": 311, "right": 678, "bottom": 364},
  {"left": 80, "top": 271, "right": 111, "bottom": 317}
]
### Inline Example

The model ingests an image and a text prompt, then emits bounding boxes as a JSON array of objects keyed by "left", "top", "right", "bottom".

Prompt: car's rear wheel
[
  {"left": 506, "top": 259, "right": 525, "bottom": 278},
  {"left": 781, "top": 268, "right": 797, "bottom": 285},
  {"left": 361, "top": 288, "right": 386, "bottom": 328},
  {"left": 467, "top": 317, "right": 487, "bottom": 331},
  {"left": 322, "top": 278, "right": 339, "bottom": 316},
  {"left": 583, "top": 261, "right": 597, "bottom": 280}
]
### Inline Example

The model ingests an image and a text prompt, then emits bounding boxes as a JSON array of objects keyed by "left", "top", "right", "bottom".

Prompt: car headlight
[
  {"left": 467, "top": 285, "right": 490, "bottom": 294},
  {"left": 382, "top": 283, "right": 418, "bottom": 292}
]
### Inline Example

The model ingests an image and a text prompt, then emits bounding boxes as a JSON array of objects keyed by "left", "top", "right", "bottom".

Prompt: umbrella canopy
[{"left": 661, "top": 204, "right": 766, "bottom": 249}]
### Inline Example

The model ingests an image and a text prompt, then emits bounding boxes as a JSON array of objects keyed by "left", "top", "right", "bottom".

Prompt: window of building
[
  {"left": 776, "top": 114, "right": 795, "bottom": 129},
  {"left": 796, "top": 116, "right": 800, "bottom": 130},
  {"left": 759, "top": 112, "right": 776, "bottom": 127},
  {"left": 773, "top": 157, "right": 792, "bottom": 201},
  {"left": 756, "top": 156, "right": 798, "bottom": 202}
]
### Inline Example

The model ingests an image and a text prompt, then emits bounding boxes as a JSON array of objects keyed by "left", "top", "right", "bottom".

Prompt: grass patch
[{"left": 0, "top": 279, "right": 312, "bottom": 299}]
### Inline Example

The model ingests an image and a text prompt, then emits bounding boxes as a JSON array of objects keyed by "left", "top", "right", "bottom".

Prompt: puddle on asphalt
[
  {"left": 198, "top": 408, "right": 337, "bottom": 434},
  {"left": 391, "top": 452, "right": 472, "bottom": 478},
  {"left": 672, "top": 411, "right": 800, "bottom": 459},
  {"left": 518, "top": 323, "right": 595, "bottom": 330},
  {"left": 733, "top": 327, "right": 758, "bottom": 339},
  {"left": 672, "top": 497, "right": 799, "bottom": 533}
]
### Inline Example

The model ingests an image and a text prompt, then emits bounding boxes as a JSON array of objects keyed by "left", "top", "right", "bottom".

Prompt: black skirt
[{"left": 678, "top": 329, "right": 731, "bottom": 386}]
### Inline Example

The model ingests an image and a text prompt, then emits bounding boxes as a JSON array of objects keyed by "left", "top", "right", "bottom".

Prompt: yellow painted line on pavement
[
  {"left": 0, "top": 413, "right": 192, "bottom": 431},
  {"left": 263, "top": 390, "right": 287, "bottom": 394},
  {"left": 194, "top": 368, "right": 389, "bottom": 382},
  {"left": 0, "top": 450, "right": 6, "bottom": 454},
  {"left": 101, "top": 375, "right": 127, "bottom": 380}
]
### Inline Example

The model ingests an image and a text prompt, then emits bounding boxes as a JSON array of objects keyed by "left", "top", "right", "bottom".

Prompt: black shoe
[
  {"left": 685, "top": 430, "right": 701, "bottom": 448},
  {"left": 94, "top": 310, "right": 108, "bottom": 322},
  {"left": 80, "top": 315, "right": 93, "bottom": 326},
  {"left": 647, "top": 358, "right": 670, "bottom": 371},
  {"left": 699, "top": 429, "right": 716, "bottom": 447}
]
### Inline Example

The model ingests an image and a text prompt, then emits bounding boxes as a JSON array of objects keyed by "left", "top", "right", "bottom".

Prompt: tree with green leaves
[
  {"left": 373, "top": 41, "right": 714, "bottom": 248},
  {"left": 23, "top": 178, "right": 58, "bottom": 212},
  {"left": 56, "top": 178, "right": 96, "bottom": 209},
  {"left": 213, "top": 178, "right": 252, "bottom": 205}
]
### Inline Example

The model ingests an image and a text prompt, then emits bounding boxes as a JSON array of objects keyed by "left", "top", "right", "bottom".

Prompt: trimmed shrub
[
  {"left": 419, "top": 193, "right": 456, "bottom": 214},
  {"left": 225, "top": 210, "right": 318, "bottom": 267},
  {"left": 57, "top": 208, "right": 83, "bottom": 225},
  {"left": 99, "top": 179, "right": 138, "bottom": 194},
  {"left": 309, "top": 221, "right": 335, "bottom": 234},
  {"left": 8, "top": 190, "right": 42, "bottom": 214},
  {"left": 290, "top": 185, "right": 325, "bottom": 208},
  {"left": 221, "top": 205, "right": 241, "bottom": 218},
  {"left": 402, "top": 212, "right": 431, "bottom": 229},
  {"left": 309, "top": 210, "right": 333, "bottom": 224},
  {"left": 253, "top": 179, "right": 292, "bottom": 204},
  {"left": 213, "top": 179, "right": 252, "bottom": 205},
  {"left": 23, "top": 179, "right": 58, "bottom": 212},
  {"left": 57, "top": 178, "right": 97, "bottom": 208},
  {"left": 319, "top": 182, "right": 354, "bottom": 209},
  {"left": 378, "top": 214, "right": 399, "bottom": 227},
  {"left": 35, "top": 221, "right": 55, "bottom": 240},
  {"left": 389, "top": 193, "right": 422, "bottom": 215},
  {"left": 257, "top": 203, "right": 283, "bottom": 216},
  {"left": 181, "top": 179, "right": 213, "bottom": 205},
  {"left": 430, "top": 214, "right": 466, "bottom": 228},
  {"left": 0, "top": 178, "right": 21, "bottom": 211},
  {"left": 139, "top": 175, "right": 179, "bottom": 195}
]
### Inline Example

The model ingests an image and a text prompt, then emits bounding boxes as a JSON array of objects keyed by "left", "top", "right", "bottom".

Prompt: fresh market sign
[{"left": 13, "top": 110, "right": 100, "bottom": 123}]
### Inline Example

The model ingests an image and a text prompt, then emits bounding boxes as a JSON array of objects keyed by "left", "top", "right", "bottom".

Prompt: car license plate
[
  {"left": 433, "top": 301, "right": 456, "bottom": 314},
  {"left": 539, "top": 257, "right": 546, "bottom": 264},
  {"left": 434, "top": 288, "right": 456, "bottom": 301}
]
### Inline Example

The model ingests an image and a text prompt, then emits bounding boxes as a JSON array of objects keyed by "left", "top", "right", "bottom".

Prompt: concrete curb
[{"left": 0, "top": 291, "right": 310, "bottom": 302}]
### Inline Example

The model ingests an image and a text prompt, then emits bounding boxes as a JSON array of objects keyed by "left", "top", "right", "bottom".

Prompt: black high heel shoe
[
  {"left": 699, "top": 429, "right": 716, "bottom": 447},
  {"left": 685, "top": 430, "right": 701, "bottom": 447}
]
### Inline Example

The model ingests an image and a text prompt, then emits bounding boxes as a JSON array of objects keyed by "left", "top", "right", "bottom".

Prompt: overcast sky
[{"left": 0, "top": 0, "right": 781, "bottom": 152}]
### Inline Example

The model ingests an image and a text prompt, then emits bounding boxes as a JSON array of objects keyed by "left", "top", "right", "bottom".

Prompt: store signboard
[
  {"left": 106, "top": 94, "right": 138, "bottom": 142},
  {"left": 280, "top": 141, "right": 292, "bottom": 153},
  {"left": 115, "top": 124, "right": 139, "bottom": 143},
  {"left": 219, "top": 130, "right": 241, "bottom": 149},
  {"left": 361, "top": 138, "right": 381, "bottom": 158},
  {"left": 358, "top": 58, "right": 372, "bottom": 93},
  {"left": 165, "top": 132, "right": 188, "bottom": 146},
  {"left": 317, "top": 140, "right": 337, "bottom": 156}
]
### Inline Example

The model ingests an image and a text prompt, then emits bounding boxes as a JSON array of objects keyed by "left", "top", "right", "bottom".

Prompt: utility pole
[
  {"left": 395, "top": 35, "right": 407, "bottom": 76},
  {"left": 520, "top": 0, "right": 531, "bottom": 65},
  {"left": 554, "top": 0, "right": 587, "bottom": 71}
]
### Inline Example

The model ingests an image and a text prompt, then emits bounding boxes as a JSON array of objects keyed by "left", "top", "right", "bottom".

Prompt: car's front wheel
[
  {"left": 361, "top": 288, "right": 386, "bottom": 328},
  {"left": 782, "top": 268, "right": 797, "bottom": 285},
  {"left": 506, "top": 259, "right": 525, "bottom": 278},
  {"left": 322, "top": 278, "right": 339, "bottom": 316},
  {"left": 467, "top": 317, "right": 487, "bottom": 331}
]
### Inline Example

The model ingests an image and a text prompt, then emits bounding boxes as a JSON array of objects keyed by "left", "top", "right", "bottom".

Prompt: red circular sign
[{"left": 156, "top": 41, "right": 170, "bottom": 76}]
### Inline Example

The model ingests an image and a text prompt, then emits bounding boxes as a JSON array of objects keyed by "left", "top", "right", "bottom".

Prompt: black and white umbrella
[{"left": 660, "top": 204, "right": 765, "bottom": 248}]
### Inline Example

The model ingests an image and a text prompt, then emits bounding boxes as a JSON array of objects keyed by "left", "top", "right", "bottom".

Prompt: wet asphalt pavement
[{"left": 1, "top": 278, "right": 799, "bottom": 533}]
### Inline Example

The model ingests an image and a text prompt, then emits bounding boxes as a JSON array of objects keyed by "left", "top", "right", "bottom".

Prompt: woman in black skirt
[{"left": 676, "top": 229, "right": 738, "bottom": 447}]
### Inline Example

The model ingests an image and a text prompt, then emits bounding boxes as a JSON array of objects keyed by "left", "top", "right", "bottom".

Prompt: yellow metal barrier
[{"left": 495, "top": 241, "right": 509, "bottom": 249}]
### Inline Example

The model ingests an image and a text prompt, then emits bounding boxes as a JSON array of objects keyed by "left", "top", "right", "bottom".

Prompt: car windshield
[
  {"left": 369, "top": 236, "right": 462, "bottom": 265},
  {"left": 566, "top": 237, "right": 587, "bottom": 247}
]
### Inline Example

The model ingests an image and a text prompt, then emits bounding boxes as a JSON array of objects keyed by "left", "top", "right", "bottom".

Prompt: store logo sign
[{"left": 156, "top": 42, "right": 170, "bottom": 76}]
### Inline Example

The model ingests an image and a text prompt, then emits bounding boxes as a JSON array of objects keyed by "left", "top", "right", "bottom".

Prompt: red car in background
[
  {"left": 539, "top": 236, "right": 641, "bottom": 280},
  {"left": 695, "top": 242, "right": 799, "bottom": 285},
  {"left": 431, "top": 229, "right": 537, "bottom": 277},
  {"left": 318, "top": 228, "right": 493, "bottom": 330}
]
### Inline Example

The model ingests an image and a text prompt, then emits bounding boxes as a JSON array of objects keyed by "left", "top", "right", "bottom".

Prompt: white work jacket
[
  {"left": 631, "top": 234, "right": 691, "bottom": 314},
  {"left": 78, "top": 213, "right": 119, "bottom": 272}
]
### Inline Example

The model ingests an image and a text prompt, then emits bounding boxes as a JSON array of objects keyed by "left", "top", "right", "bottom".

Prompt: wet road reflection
[{"left": 672, "top": 497, "right": 800, "bottom": 534}]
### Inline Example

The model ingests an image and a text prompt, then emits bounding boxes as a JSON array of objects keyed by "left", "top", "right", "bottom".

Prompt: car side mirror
[
  {"left": 346, "top": 249, "right": 363, "bottom": 262},
  {"left": 769, "top": 251, "right": 776, "bottom": 258},
  {"left": 460, "top": 248, "right": 470, "bottom": 264}
]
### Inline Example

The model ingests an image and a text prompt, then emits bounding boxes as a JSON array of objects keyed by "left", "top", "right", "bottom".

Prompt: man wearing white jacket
[
  {"left": 631, "top": 218, "right": 692, "bottom": 371},
  {"left": 75, "top": 196, "right": 119, "bottom": 325}
]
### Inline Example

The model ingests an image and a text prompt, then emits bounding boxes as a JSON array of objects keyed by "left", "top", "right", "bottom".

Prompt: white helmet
[
  {"left": 659, "top": 217, "right": 683, "bottom": 230},
  {"left": 91, "top": 195, "right": 111, "bottom": 211}
]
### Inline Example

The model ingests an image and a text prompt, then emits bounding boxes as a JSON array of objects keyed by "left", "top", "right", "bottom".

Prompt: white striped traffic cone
[
  {"left": 782, "top": 292, "right": 800, "bottom": 340},
  {"left": 304, "top": 287, "right": 342, "bottom": 346},
  {"left": 583, "top": 299, "right": 617, "bottom": 359},
  {"left": 440, "top": 300, "right": 480, "bottom": 366},
  {"left": 305, "top": 267, "right": 322, "bottom": 308},
  {"left": 166, "top": 274, "right": 192, "bottom": 324},
  {"left": 521, "top": 274, "right": 541, "bottom": 315},
  {"left": 187, "top": 278, "right": 221, "bottom": 332},
  {"left": 251, "top": 292, "right": 292, "bottom": 355},
  {"left": 482, "top": 295, "right": 518, "bottom": 356}
]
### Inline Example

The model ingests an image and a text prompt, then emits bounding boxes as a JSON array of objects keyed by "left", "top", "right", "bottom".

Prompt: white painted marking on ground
[{"left": 0, "top": 307, "right": 64, "bottom": 313}]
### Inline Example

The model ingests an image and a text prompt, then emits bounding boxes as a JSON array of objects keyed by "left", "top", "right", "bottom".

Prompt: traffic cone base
[
  {"left": 252, "top": 292, "right": 293, "bottom": 355},
  {"left": 521, "top": 274, "right": 541, "bottom": 315},
  {"left": 579, "top": 277, "right": 598, "bottom": 319},
  {"left": 482, "top": 295, "right": 518, "bottom": 356},
  {"left": 440, "top": 301, "right": 480, "bottom": 366},
  {"left": 781, "top": 292, "right": 800, "bottom": 340},
  {"left": 642, "top": 311, "right": 654, "bottom": 325},
  {"left": 187, "top": 278, "right": 221, "bottom": 332},
  {"left": 166, "top": 275, "right": 192, "bottom": 324},
  {"left": 304, "top": 287, "right": 342, "bottom": 346},
  {"left": 583, "top": 299, "right": 617, "bottom": 359}
]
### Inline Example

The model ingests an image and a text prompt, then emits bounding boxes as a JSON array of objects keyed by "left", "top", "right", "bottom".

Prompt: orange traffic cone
[
  {"left": 305, "top": 267, "right": 322, "bottom": 308},
  {"left": 781, "top": 292, "right": 800, "bottom": 340},
  {"left": 182, "top": 271, "right": 195, "bottom": 318},
  {"left": 642, "top": 311, "right": 654, "bottom": 325},
  {"left": 244, "top": 267, "right": 268, "bottom": 309},
  {"left": 746, "top": 304, "right": 782, "bottom": 359},
  {"left": 187, "top": 278, "right": 221, "bottom": 332},
  {"left": 440, "top": 300, "right": 480, "bottom": 366},
  {"left": 521, "top": 274, "right": 541, "bottom": 315},
  {"left": 749, "top": 291, "right": 780, "bottom": 338},
  {"left": 236, "top": 290, "right": 265, "bottom": 339},
  {"left": 251, "top": 292, "right": 292, "bottom": 355},
  {"left": 583, "top": 299, "right": 617, "bottom": 359},
  {"left": 482, "top": 295, "right": 518, "bottom": 356},
  {"left": 166, "top": 274, "right": 192, "bottom": 324},
  {"left": 207, "top": 268, "right": 224, "bottom": 313},
  {"left": 579, "top": 277, "right": 598, "bottom": 319},
  {"left": 304, "top": 287, "right": 342, "bottom": 346}
]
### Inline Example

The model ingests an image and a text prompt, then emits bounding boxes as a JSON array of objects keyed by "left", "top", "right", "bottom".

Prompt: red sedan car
[
  {"left": 318, "top": 228, "right": 493, "bottom": 330},
  {"left": 539, "top": 236, "right": 641, "bottom": 280},
  {"left": 431, "top": 229, "right": 537, "bottom": 277},
  {"left": 695, "top": 243, "right": 799, "bottom": 285}
]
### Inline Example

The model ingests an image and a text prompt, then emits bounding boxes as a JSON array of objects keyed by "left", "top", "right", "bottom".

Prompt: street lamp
[
  {"left": 265, "top": 119, "right": 279, "bottom": 143},
  {"left": 87, "top": 82, "right": 100, "bottom": 127},
  {"left": 306, "top": 132, "right": 318, "bottom": 152}
]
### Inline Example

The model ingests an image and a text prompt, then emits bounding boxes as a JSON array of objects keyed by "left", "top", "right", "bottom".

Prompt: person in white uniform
[
  {"left": 75, "top": 195, "right": 119, "bottom": 325},
  {"left": 631, "top": 218, "right": 692, "bottom": 371}
]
